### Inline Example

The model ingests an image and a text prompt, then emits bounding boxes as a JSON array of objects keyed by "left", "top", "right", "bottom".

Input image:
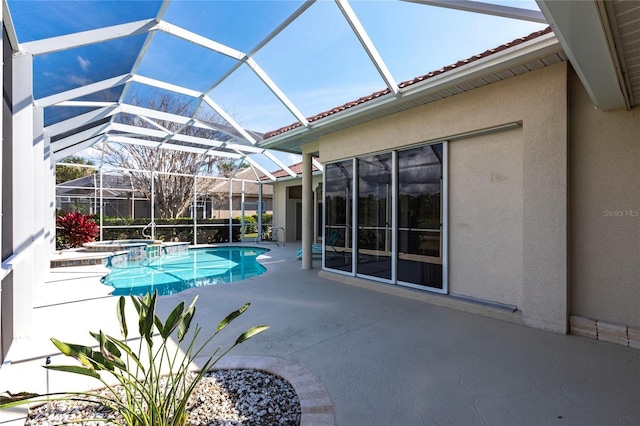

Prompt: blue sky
[{"left": 8, "top": 0, "right": 545, "bottom": 168}]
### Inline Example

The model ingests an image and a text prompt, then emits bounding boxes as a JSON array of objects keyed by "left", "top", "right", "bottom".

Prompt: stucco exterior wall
[
  {"left": 448, "top": 129, "right": 523, "bottom": 308},
  {"left": 569, "top": 70, "right": 640, "bottom": 328},
  {"left": 313, "top": 62, "right": 569, "bottom": 333},
  {"left": 272, "top": 176, "right": 322, "bottom": 243}
]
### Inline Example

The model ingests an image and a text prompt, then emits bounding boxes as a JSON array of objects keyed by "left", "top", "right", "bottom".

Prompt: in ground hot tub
[
  {"left": 84, "top": 240, "right": 188, "bottom": 263},
  {"left": 83, "top": 239, "right": 163, "bottom": 252}
]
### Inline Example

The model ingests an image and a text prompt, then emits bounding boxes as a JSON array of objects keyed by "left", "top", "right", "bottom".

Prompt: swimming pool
[{"left": 102, "top": 247, "right": 269, "bottom": 296}]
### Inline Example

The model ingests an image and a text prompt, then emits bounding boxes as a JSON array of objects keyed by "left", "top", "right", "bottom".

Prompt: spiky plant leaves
[
  {"left": 44, "top": 365, "right": 101, "bottom": 380},
  {"left": 235, "top": 325, "right": 270, "bottom": 345},
  {"left": 7, "top": 292, "right": 268, "bottom": 426},
  {"left": 217, "top": 303, "right": 250, "bottom": 333},
  {"left": 117, "top": 296, "right": 128, "bottom": 339},
  {"left": 177, "top": 296, "right": 197, "bottom": 342},
  {"left": 50, "top": 339, "right": 93, "bottom": 367},
  {"left": 160, "top": 300, "right": 186, "bottom": 340}
]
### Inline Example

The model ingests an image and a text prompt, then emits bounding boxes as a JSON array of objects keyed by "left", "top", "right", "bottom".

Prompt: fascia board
[{"left": 399, "top": 32, "right": 561, "bottom": 99}]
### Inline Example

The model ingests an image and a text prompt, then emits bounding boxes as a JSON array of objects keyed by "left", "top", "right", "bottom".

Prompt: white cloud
[
  {"left": 68, "top": 74, "right": 92, "bottom": 86},
  {"left": 77, "top": 56, "right": 90, "bottom": 72}
]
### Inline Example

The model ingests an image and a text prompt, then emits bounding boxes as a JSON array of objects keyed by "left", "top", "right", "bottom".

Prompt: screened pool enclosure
[
  {"left": 55, "top": 162, "right": 275, "bottom": 244},
  {"left": 3, "top": 0, "right": 548, "bottom": 257}
]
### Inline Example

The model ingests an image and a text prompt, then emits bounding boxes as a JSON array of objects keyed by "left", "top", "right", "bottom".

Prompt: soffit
[{"left": 537, "top": 0, "right": 640, "bottom": 111}]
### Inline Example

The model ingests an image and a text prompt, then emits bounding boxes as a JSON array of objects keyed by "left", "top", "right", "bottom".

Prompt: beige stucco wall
[
  {"left": 272, "top": 176, "right": 322, "bottom": 243},
  {"left": 569, "top": 70, "right": 640, "bottom": 328},
  {"left": 448, "top": 129, "right": 523, "bottom": 308},
  {"left": 312, "top": 62, "right": 569, "bottom": 333}
]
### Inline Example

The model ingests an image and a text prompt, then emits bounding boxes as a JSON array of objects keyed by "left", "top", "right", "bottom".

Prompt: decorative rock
[{"left": 26, "top": 369, "right": 301, "bottom": 426}]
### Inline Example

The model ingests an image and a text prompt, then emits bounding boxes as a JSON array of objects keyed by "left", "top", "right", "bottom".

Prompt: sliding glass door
[
  {"left": 357, "top": 153, "right": 392, "bottom": 280},
  {"left": 324, "top": 160, "right": 353, "bottom": 273},
  {"left": 323, "top": 142, "right": 446, "bottom": 292},
  {"left": 397, "top": 144, "right": 443, "bottom": 290}
]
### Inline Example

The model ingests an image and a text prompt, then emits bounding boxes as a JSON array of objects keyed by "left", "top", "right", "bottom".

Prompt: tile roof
[
  {"left": 264, "top": 27, "right": 553, "bottom": 139},
  {"left": 269, "top": 160, "right": 321, "bottom": 179},
  {"left": 206, "top": 167, "right": 273, "bottom": 195}
]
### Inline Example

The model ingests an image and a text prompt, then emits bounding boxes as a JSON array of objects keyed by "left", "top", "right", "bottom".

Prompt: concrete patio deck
[{"left": 1, "top": 243, "right": 639, "bottom": 425}]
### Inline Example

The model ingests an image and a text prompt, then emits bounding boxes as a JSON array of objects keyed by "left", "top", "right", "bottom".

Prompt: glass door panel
[
  {"left": 324, "top": 160, "right": 353, "bottom": 273},
  {"left": 397, "top": 144, "right": 443, "bottom": 289},
  {"left": 357, "top": 153, "right": 392, "bottom": 280}
]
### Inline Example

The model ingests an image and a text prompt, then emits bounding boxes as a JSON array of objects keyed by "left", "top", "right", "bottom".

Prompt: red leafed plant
[{"left": 56, "top": 211, "right": 99, "bottom": 248}]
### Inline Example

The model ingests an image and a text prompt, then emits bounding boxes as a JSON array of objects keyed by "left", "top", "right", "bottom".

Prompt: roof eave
[
  {"left": 537, "top": 0, "right": 629, "bottom": 111},
  {"left": 260, "top": 32, "right": 562, "bottom": 153}
]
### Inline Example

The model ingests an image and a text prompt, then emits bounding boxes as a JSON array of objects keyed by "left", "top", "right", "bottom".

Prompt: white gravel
[{"left": 25, "top": 369, "right": 301, "bottom": 426}]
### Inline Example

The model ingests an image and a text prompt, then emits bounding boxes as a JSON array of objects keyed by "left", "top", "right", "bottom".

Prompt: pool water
[{"left": 102, "top": 247, "right": 268, "bottom": 296}]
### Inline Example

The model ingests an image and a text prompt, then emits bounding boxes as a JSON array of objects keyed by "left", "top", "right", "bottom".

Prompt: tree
[
  {"left": 101, "top": 94, "right": 242, "bottom": 219},
  {"left": 56, "top": 156, "right": 95, "bottom": 184}
]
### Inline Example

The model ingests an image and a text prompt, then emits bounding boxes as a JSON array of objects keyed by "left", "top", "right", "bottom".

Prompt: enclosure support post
[
  {"left": 150, "top": 170, "right": 155, "bottom": 240},
  {"left": 302, "top": 152, "right": 313, "bottom": 269},
  {"left": 241, "top": 180, "right": 246, "bottom": 241},
  {"left": 193, "top": 175, "right": 197, "bottom": 245},
  {"left": 99, "top": 166, "right": 104, "bottom": 241},
  {"left": 228, "top": 178, "right": 233, "bottom": 242},
  {"left": 258, "top": 182, "right": 263, "bottom": 243}
]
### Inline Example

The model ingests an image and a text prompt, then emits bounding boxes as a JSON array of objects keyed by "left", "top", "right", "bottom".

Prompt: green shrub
[
  {"left": 237, "top": 216, "right": 257, "bottom": 234},
  {"left": 96, "top": 218, "right": 242, "bottom": 243}
]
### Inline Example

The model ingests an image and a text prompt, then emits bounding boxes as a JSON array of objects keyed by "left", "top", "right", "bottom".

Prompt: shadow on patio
[{"left": 2, "top": 243, "right": 639, "bottom": 425}]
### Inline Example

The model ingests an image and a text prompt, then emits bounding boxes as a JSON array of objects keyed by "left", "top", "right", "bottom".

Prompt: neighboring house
[
  {"left": 261, "top": 27, "right": 640, "bottom": 344},
  {"left": 55, "top": 169, "right": 273, "bottom": 220},
  {"left": 206, "top": 166, "right": 273, "bottom": 219},
  {"left": 56, "top": 174, "right": 150, "bottom": 218}
]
